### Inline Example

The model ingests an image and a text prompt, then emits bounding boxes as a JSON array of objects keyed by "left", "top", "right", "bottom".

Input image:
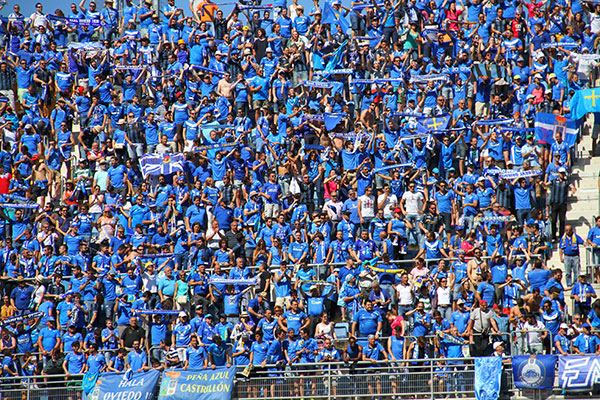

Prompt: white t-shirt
[
  {"left": 378, "top": 193, "right": 398, "bottom": 219},
  {"left": 402, "top": 191, "right": 424, "bottom": 214},
  {"left": 437, "top": 286, "right": 451, "bottom": 306},
  {"left": 396, "top": 283, "right": 413, "bottom": 306},
  {"left": 359, "top": 194, "right": 375, "bottom": 218}
]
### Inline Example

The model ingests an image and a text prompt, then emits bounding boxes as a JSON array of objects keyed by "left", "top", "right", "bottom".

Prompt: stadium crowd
[{"left": 1, "top": 0, "right": 600, "bottom": 394}]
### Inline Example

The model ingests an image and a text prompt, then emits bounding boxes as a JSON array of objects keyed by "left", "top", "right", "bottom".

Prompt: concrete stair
[{"left": 548, "top": 116, "right": 600, "bottom": 312}]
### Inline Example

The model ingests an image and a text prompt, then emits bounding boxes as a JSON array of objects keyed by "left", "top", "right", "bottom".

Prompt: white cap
[
  {"left": 178, "top": 311, "right": 187, "bottom": 317},
  {"left": 493, "top": 341, "right": 504, "bottom": 350},
  {"left": 558, "top": 167, "right": 567, "bottom": 173}
]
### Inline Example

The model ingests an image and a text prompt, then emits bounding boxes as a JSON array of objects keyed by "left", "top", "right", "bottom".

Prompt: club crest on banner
[{"left": 518, "top": 357, "right": 545, "bottom": 388}]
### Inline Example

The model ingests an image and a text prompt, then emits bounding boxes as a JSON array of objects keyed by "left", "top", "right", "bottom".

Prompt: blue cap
[
  {"left": 432, "top": 168, "right": 440, "bottom": 174},
  {"left": 148, "top": 202, "right": 156, "bottom": 208},
  {"left": 583, "top": 322, "right": 591, "bottom": 328},
  {"left": 526, "top": 219, "right": 536, "bottom": 226}
]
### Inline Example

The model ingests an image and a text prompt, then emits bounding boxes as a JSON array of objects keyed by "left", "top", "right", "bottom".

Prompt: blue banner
[
  {"left": 475, "top": 357, "right": 502, "bottom": 400},
  {"left": 158, "top": 367, "right": 236, "bottom": 400},
  {"left": 535, "top": 112, "right": 579, "bottom": 147},
  {"left": 559, "top": 355, "right": 600, "bottom": 391},
  {"left": 90, "top": 370, "right": 160, "bottom": 400},
  {"left": 512, "top": 355, "right": 557, "bottom": 390},
  {"left": 570, "top": 88, "right": 600, "bottom": 120}
]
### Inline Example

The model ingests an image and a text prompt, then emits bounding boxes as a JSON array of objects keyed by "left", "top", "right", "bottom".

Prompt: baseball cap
[
  {"left": 479, "top": 300, "right": 487, "bottom": 306},
  {"left": 493, "top": 341, "right": 504, "bottom": 350},
  {"left": 558, "top": 167, "right": 567, "bottom": 173},
  {"left": 178, "top": 311, "right": 187, "bottom": 317},
  {"left": 560, "top": 323, "right": 569, "bottom": 329},
  {"left": 456, "top": 298, "right": 465, "bottom": 305}
]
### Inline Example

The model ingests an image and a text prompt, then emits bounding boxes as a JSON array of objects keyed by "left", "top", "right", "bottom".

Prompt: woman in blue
[
  {"left": 201, "top": 177, "right": 220, "bottom": 207},
  {"left": 267, "top": 237, "right": 286, "bottom": 267},
  {"left": 249, "top": 330, "right": 269, "bottom": 398}
]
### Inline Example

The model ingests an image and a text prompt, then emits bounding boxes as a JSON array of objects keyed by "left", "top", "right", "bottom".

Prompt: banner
[
  {"left": 0, "top": 311, "right": 44, "bottom": 326},
  {"left": 541, "top": 42, "right": 579, "bottom": 49},
  {"left": 139, "top": 153, "right": 186, "bottom": 178},
  {"left": 474, "top": 357, "right": 502, "bottom": 400},
  {"left": 373, "top": 163, "right": 412, "bottom": 173},
  {"left": 535, "top": 112, "right": 579, "bottom": 147},
  {"left": 158, "top": 367, "right": 235, "bottom": 400},
  {"left": 303, "top": 80, "right": 333, "bottom": 89},
  {"left": 512, "top": 355, "right": 557, "bottom": 390},
  {"left": 196, "top": 142, "right": 237, "bottom": 152},
  {"left": 570, "top": 88, "right": 600, "bottom": 121},
  {"left": 314, "top": 68, "right": 353, "bottom": 75},
  {"left": 473, "top": 118, "right": 513, "bottom": 126},
  {"left": 558, "top": 355, "right": 600, "bottom": 390},
  {"left": 90, "top": 370, "right": 160, "bottom": 400},
  {"left": 132, "top": 309, "right": 181, "bottom": 316},
  {"left": 410, "top": 74, "right": 449, "bottom": 83},
  {"left": 48, "top": 14, "right": 107, "bottom": 27},
  {"left": 351, "top": 79, "right": 376, "bottom": 85},
  {"left": 0, "top": 203, "right": 40, "bottom": 209},
  {"left": 498, "top": 169, "right": 542, "bottom": 180},
  {"left": 209, "top": 277, "right": 258, "bottom": 285}
]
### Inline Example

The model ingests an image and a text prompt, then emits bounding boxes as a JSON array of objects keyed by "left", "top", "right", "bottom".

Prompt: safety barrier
[{"left": 0, "top": 359, "right": 515, "bottom": 400}]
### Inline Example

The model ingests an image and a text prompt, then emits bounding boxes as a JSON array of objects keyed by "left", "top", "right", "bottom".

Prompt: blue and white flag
[
  {"left": 89, "top": 370, "right": 160, "bottom": 400},
  {"left": 535, "top": 113, "right": 579, "bottom": 147},
  {"left": 475, "top": 357, "right": 502, "bottom": 400},
  {"left": 158, "top": 367, "right": 236, "bottom": 400},
  {"left": 139, "top": 153, "right": 186, "bottom": 178},
  {"left": 570, "top": 88, "right": 600, "bottom": 121},
  {"left": 416, "top": 114, "right": 451, "bottom": 133},
  {"left": 558, "top": 355, "right": 600, "bottom": 391},
  {"left": 512, "top": 355, "right": 557, "bottom": 390}
]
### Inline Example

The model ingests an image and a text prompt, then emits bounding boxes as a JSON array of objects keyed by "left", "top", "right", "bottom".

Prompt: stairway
[{"left": 548, "top": 115, "right": 600, "bottom": 312}]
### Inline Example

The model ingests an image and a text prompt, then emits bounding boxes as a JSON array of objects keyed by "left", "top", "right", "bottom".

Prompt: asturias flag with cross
[
  {"left": 570, "top": 88, "right": 600, "bottom": 120},
  {"left": 416, "top": 113, "right": 451, "bottom": 134}
]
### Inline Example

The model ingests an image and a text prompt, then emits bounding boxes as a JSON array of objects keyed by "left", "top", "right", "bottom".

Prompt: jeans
[
  {"left": 405, "top": 213, "right": 422, "bottom": 245},
  {"left": 104, "top": 300, "right": 116, "bottom": 323},
  {"left": 516, "top": 209, "right": 531, "bottom": 226},
  {"left": 564, "top": 255, "right": 580, "bottom": 287},
  {"left": 463, "top": 215, "right": 475, "bottom": 233}
]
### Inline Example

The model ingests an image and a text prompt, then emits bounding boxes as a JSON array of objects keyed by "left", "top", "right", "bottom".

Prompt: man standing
[
  {"left": 559, "top": 225, "right": 585, "bottom": 287},
  {"left": 467, "top": 300, "right": 499, "bottom": 357},
  {"left": 548, "top": 167, "right": 574, "bottom": 241}
]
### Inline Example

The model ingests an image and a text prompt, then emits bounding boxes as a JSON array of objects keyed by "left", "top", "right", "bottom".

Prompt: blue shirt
[{"left": 352, "top": 309, "right": 382, "bottom": 336}]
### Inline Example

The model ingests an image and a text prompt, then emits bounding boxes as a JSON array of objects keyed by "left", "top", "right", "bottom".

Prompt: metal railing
[{"left": 0, "top": 359, "right": 515, "bottom": 400}]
